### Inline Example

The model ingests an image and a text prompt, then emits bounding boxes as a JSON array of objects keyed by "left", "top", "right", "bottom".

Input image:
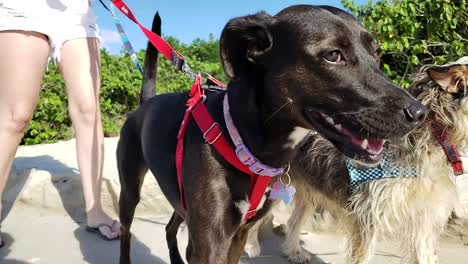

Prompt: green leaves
[
  {"left": 342, "top": 0, "right": 467, "bottom": 88},
  {"left": 23, "top": 36, "right": 226, "bottom": 145},
  {"left": 155, "top": 35, "right": 226, "bottom": 94},
  {"left": 26, "top": 0, "right": 467, "bottom": 145}
]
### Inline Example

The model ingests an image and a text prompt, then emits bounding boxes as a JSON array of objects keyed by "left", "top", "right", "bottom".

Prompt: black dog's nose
[{"left": 404, "top": 103, "right": 428, "bottom": 124}]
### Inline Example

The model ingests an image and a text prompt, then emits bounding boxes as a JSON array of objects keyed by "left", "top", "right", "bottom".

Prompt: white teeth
[
  {"left": 368, "top": 147, "right": 384, "bottom": 155},
  {"left": 325, "top": 116, "right": 335, "bottom": 125},
  {"left": 361, "top": 139, "right": 369, "bottom": 150},
  {"left": 320, "top": 113, "right": 343, "bottom": 132}
]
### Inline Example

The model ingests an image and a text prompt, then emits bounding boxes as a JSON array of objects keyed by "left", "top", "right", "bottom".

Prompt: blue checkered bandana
[{"left": 346, "top": 150, "right": 418, "bottom": 194}]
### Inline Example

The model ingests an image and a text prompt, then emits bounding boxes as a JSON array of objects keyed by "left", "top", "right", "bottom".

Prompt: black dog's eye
[{"left": 323, "top": 50, "right": 344, "bottom": 64}]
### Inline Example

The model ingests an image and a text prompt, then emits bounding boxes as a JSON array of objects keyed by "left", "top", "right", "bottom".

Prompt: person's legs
[
  {"left": 58, "top": 37, "right": 120, "bottom": 240},
  {"left": 0, "top": 30, "right": 50, "bottom": 246}
]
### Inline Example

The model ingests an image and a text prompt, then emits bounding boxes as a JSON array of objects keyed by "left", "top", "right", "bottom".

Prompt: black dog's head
[{"left": 219, "top": 5, "right": 428, "bottom": 165}]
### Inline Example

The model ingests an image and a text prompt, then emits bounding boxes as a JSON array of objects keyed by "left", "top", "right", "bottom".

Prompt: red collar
[
  {"left": 176, "top": 77, "right": 283, "bottom": 220},
  {"left": 429, "top": 116, "right": 464, "bottom": 175}
]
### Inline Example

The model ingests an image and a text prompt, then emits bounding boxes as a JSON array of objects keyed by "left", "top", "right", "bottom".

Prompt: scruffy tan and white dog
[{"left": 245, "top": 57, "right": 468, "bottom": 264}]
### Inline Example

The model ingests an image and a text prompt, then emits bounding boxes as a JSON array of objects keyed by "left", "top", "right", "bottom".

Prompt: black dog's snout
[{"left": 403, "top": 103, "right": 428, "bottom": 124}]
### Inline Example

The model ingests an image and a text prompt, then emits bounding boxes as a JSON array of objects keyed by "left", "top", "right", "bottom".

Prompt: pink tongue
[
  {"left": 348, "top": 133, "right": 384, "bottom": 153},
  {"left": 350, "top": 134, "right": 364, "bottom": 146},
  {"left": 368, "top": 138, "right": 385, "bottom": 152},
  {"left": 340, "top": 128, "right": 385, "bottom": 152}
]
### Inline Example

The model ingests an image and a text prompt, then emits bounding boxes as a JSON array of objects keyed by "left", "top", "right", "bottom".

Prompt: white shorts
[{"left": 0, "top": 0, "right": 100, "bottom": 62}]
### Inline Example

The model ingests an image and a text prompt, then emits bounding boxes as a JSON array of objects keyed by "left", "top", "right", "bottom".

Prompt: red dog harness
[
  {"left": 176, "top": 77, "right": 284, "bottom": 220},
  {"left": 111, "top": 0, "right": 284, "bottom": 220}
]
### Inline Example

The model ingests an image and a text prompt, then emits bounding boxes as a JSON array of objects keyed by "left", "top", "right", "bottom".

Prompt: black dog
[{"left": 117, "top": 5, "right": 427, "bottom": 264}]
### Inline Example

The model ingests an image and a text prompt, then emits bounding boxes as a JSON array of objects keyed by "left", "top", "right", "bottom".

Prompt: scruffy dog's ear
[
  {"left": 427, "top": 63, "right": 468, "bottom": 94},
  {"left": 219, "top": 12, "right": 275, "bottom": 80}
]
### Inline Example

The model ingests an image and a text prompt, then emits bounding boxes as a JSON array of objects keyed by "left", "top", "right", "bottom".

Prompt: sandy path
[{"left": 1, "top": 138, "right": 467, "bottom": 263}]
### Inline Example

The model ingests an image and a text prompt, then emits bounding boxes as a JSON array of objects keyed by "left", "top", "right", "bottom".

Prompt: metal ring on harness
[{"left": 279, "top": 163, "right": 291, "bottom": 186}]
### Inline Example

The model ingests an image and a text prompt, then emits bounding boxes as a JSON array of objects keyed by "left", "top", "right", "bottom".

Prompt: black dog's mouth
[{"left": 304, "top": 108, "right": 386, "bottom": 165}]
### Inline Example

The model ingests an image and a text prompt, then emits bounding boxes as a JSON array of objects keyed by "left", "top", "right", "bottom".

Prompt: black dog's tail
[{"left": 140, "top": 12, "right": 161, "bottom": 104}]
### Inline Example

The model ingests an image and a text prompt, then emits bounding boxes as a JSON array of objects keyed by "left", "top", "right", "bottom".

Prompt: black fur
[{"left": 140, "top": 12, "right": 161, "bottom": 103}]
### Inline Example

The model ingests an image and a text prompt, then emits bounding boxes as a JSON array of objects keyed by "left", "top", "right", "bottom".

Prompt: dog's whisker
[
  {"left": 340, "top": 107, "right": 374, "bottom": 115},
  {"left": 264, "top": 98, "right": 293, "bottom": 124}
]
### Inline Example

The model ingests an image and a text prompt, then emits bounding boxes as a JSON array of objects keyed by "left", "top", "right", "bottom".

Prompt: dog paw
[
  {"left": 287, "top": 248, "right": 331, "bottom": 264},
  {"left": 273, "top": 224, "right": 287, "bottom": 237},
  {"left": 287, "top": 248, "right": 314, "bottom": 264},
  {"left": 244, "top": 243, "right": 261, "bottom": 258}
]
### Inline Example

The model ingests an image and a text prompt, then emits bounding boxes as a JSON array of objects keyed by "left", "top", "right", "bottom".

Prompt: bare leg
[
  {"left": 59, "top": 37, "right": 120, "bottom": 239},
  {"left": 0, "top": 30, "right": 50, "bottom": 246}
]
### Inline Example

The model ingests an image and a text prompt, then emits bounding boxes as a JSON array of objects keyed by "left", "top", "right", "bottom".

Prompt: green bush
[
  {"left": 24, "top": 1, "right": 467, "bottom": 145},
  {"left": 22, "top": 36, "right": 226, "bottom": 145},
  {"left": 342, "top": 0, "right": 467, "bottom": 88},
  {"left": 23, "top": 64, "right": 71, "bottom": 145}
]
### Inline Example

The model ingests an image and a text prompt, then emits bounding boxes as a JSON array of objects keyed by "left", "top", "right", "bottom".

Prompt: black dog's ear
[{"left": 220, "top": 12, "right": 275, "bottom": 80}]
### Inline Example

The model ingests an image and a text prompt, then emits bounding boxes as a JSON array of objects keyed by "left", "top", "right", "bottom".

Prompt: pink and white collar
[{"left": 223, "top": 94, "right": 284, "bottom": 177}]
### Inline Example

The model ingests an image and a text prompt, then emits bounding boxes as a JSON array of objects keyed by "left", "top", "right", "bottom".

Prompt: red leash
[
  {"left": 112, "top": 0, "right": 182, "bottom": 63},
  {"left": 430, "top": 116, "right": 464, "bottom": 175},
  {"left": 111, "top": 0, "right": 226, "bottom": 87}
]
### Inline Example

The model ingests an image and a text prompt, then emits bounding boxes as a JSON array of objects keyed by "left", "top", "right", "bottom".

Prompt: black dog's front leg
[
  {"left": 186, "top": 220, "right": 236, "bottom": 264},
  {"left": 228, "top": 223, "right": 253, "bottom": 264},
  {"left": 184, "top": 195, "right": 243, "bottom": 263},
  {"left": 181, "top": 139, "right": 248, "bottom": 263}
]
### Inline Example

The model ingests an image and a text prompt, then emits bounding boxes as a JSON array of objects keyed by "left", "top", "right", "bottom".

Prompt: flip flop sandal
[
  {"left": 0, "top": 231, "right": 4, "bottom": 248},
  {"left": 86, "top": 220, "right": 120, "bottom": 241}
]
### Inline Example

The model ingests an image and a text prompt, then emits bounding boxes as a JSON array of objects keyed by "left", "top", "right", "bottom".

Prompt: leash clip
[
  {"left": 171, "top": 51, "right": 198, "bottom": 80},
  {"left": 182, "top": 64, "right": 198, "bottom": 80},
  {"left": 203, "top": 122, "right": 223, "bottom": 144}
]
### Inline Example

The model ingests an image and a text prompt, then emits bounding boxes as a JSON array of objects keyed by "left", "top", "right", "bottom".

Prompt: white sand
[{"left": 1, "top": 138, "right": 468, "bottom": 263}]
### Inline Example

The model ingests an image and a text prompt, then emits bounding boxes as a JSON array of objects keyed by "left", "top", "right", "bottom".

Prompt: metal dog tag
[{"left": 269, "top": 181, "right": 296, "bottom": 204}]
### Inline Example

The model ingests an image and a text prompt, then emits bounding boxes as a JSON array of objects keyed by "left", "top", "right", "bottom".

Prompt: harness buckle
[
  {"left": 203, "top": 122, "right": 222, "bottom": 145},
  {"left": 245, "top": 209, "right": 258, "bottom": 219},
  {"left": 246, "top": 209, "right": 258, "bottom": 214}
]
